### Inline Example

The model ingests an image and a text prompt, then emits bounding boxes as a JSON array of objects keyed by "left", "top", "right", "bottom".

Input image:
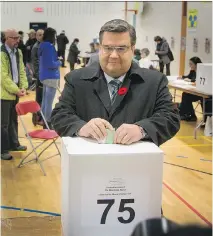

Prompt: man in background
[
  {"left": 1, "top": 29, "right": 28, "bottom": 160},
  {"left": 17, "top": 30, "right": 26, "bottom": 66},
  {"left": 25, "top": 29, "right": 36, "bottom": 89},
  {"left": 57, "top": 30, "right": 69, "bottom": 67},
  {"left": 31, "top": 29, "right": 44, "bottom": 125},
  {"left": 87, "top": 42, "right": 100, "bottom": 66}
]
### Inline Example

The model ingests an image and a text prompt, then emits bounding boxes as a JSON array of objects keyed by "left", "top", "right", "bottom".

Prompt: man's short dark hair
[
  {"left": 74, "top": 38, "right": 79, "bottom": 43},
  {"left": 18, "top": 31, "right": 24, "bottom": 35},
  {"left": 154, "top": 36, "right": 162, "bottom": 42},
  {"left": 99, "top": 19, "right": 136, "bottom": 46},
  {"left": 1, "top": 31, "right": 5, "bottom": 44}
]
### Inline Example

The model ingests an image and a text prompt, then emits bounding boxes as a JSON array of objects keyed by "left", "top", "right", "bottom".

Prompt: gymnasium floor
[{"left": 1, "top": 66, "right": 212, "bottom": 235}]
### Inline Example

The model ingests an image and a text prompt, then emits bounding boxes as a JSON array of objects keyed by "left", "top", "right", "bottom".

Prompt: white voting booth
[
  {"left": 61, "top": 137, "right": 164, "bottom": 236},
  {"left": 196, "top": 63, "right": 212, "bottom": 94}
]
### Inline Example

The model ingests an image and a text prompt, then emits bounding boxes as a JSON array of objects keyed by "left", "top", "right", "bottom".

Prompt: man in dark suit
[
  {"left": 51, "top": 19, "right": 180, "bottom": 146},
  {"left": 57, "top": 30, "right": 69, "bottom": 68}
]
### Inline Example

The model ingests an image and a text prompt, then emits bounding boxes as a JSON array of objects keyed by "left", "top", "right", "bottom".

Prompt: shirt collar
[
  {"left": 104, "top": 72, "right": 126, "bottom": 84},
  {"left": 80, "top": 61, "right": 145, "bottom": 82},
  {"left": 5, "top": 43, "right": 17, "bottom": 54}
]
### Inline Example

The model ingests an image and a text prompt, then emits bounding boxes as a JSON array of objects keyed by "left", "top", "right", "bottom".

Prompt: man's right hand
[{"left": 78, "top": 118, "right": 114, "bottom": 141}]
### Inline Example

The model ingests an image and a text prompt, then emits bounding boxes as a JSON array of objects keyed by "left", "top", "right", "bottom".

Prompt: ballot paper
[{"left": 98, "top": 128, "right": 115, "bottom": 144}]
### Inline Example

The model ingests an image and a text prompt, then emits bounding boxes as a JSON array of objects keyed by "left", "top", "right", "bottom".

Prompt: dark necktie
[{"left": 109, "top": 80, "right": 122, "bottom": 104}]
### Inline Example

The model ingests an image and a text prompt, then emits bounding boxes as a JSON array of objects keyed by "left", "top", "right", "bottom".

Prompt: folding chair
[{"left": 16, "top": 101, "right": 61, "bottom": 176}]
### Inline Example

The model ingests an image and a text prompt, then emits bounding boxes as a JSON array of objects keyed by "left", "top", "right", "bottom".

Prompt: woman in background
[
  {"left": 139, "top": 48, "right": 153, "bottom": 69},
  {"left": 178, "top": 57, "right": 211, "bottom": 121},
  {"left": 38, "top": 27, "right": 61, "bottom": 129},
  {"left": 134, "top": 49, "right": 141, "bottom": 63},
  {"left": 154, "top": 36, "right": 171, "bottom": 75},
  {"left": 67, "top": 38, "right": 80, "bottom": 71}
]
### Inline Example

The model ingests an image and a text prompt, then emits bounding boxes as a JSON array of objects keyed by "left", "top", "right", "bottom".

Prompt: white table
[{"left": 61, "top": 137, "right": 164, "bottom": 236}]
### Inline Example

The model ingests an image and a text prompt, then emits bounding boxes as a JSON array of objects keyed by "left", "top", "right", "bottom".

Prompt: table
[
  {"left": 61, "top": 137, "right": 164, "bottom": 236},
  {"left": 168, "top": 79, "right": 212, "bottom": 138}
]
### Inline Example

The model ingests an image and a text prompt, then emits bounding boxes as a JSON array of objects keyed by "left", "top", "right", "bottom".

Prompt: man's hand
[
  {"left": 78, "top": 118, "right": 114, "bottom": 141},
  {"left": 16, "top": 89, "right": 25, "bottom": 97},
  {"left": 114, "top": 124, "right": 143, "bottom": 145},
  {"left": 20, "top": 88, "right": 26, "bottom": 96}
]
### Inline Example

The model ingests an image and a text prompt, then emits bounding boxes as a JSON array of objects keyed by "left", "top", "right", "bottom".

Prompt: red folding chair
[{"left": 16, "top": 101, "right": 61, "bottom": 176}]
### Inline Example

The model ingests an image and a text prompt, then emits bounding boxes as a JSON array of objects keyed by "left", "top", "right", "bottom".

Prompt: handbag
[{"left": 167, "top": 47, "right": 174, "bottom": 61}]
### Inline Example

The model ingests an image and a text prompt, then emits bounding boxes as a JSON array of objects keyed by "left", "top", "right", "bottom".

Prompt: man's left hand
[
  {"left": 114, "top": 124, "right": 143, "bottom": 145},
  {"left": 20, "top": 88, "right": 26, "bottom": 96}
]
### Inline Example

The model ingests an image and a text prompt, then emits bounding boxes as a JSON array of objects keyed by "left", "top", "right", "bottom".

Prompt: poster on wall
[
  {"left": 171, "top": 37, "right": 175, "bottom": 49},
  {"left": 205, "top": 38, "right": 211, "bottom": 54},
  {"left": 188, "top": 9, "right": 198, "bottom": 32},
  {"left": 193, "top": 38, "right": 198, "bottom": 53}
]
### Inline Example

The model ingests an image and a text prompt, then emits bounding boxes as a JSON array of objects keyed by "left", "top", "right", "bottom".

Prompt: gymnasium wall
[
  {"left": 1, "top": 1, "right": 212, "bottom": 75},
  {"left": 185, "top": 1, "right": 212, "bottom": 73}
]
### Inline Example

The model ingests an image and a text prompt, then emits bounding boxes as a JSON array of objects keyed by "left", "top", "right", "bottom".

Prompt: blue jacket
[{"left": 38, "top": 42, "right": 61, "bottom": 81}]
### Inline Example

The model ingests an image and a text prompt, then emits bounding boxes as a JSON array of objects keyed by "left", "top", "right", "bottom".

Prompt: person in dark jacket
[
  {"left": 38, "top": 27, "right": 61, "bottom": 129},
  {"left": 25, "top": 29, "right": 37, "bottom": 88},
  {"left": 51, "top": 19, "right": 180, "bottom": 146},
  {"left": 154, "top": 36, "right": 171, "bottom": 75},
  {"left": 57, "top": 30, "right": 69, "bottom": 67},
  {"left": 67, "top": 38, "right": 80, "bottom": 71},
  {"left": 178, "top": 57, "right": 212, "bottom": 121},
  {"left": 17, "top": 31, "right": 26, "bottom": 66},
  {"left": 31, "top": 29, "right": 44, "bottom": 125},
  {"left": 1, "top": 31, "right": 6, "bottom": 44}
]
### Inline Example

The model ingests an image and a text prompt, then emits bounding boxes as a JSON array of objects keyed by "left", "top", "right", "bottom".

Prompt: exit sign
[{"left": 34, "top": 7, "right": 44, "bottom": 12}]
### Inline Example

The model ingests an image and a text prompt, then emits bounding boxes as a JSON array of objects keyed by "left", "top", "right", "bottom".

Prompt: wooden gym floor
[{"left": 1, "top": 66, "right": 212, "bottom": 235}]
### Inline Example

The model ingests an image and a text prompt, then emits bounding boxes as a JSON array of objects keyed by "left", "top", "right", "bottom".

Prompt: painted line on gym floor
[
  {"left": 163, "top": 182, "right": 212, "bottom": 227},
  {"left": 1, "top": 206, "right": 61, "bottom": 217},
  {"left": 162, "top": 144, "right": 212, "bottom": 148},
  {"left": 202, "top": 136, "right": 212, "bottom": 143}
]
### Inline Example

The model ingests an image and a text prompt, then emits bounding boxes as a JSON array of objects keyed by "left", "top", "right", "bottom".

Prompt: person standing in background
[
  {"left": 1, "top": 31, "right": 5, "bottom": 45},
  {"left": 139, "top": 48, "right": 153, "bottom": 69},
  {"left": 38, "top": 27, "right": 61, "bottom": 129},
  {"left": 1, "top": 29, "right": 28, "bottom": 160},
  {"left": 67, "top": 38, "right": 80, "bottom": 71},
  {"left": 56, "top": 30, "right": 69, "bottom": 68},
  {"left": 86, "top": 42, "right": 100, "bottom": 66},
  {"left": 17, "top": 31, "right": 26, "bottom": 66},
  {"left": 25, "top": 29, "right": 36, "bottom": 89},
  {"left": 154, "top": 36, "right": 171, "bottom": 75},
  {"left": 31, "top": 29, "right": 44, "bottom": 125}
]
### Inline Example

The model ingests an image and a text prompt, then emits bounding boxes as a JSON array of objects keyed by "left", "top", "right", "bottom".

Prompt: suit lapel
[
  {"left": 109, "top": 74, "right": 131, "bottom": 118},
  {"left": 93, "top": 73, "right": 111, "bottom": 114}
]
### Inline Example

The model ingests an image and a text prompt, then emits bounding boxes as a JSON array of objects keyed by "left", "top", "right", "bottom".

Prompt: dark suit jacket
[
  {"left": 51, "top": 62, "right": 180, "bottom": 146},
  {"left": 67, "top": 42, "right": 80, "bottom": 64}
]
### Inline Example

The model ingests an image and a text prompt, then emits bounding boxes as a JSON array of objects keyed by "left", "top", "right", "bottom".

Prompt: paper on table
[{"left": 172, "top": 80, "right": 192, "bottom": 85}]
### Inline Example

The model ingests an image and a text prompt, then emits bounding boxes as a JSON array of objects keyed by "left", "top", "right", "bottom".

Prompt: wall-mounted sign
[
  {"left": 193, "top": 38, "right": 198, "bottom": 53},
  {"left": 34, "top": 7, "right": 44, "bottom": 12},
  {"left": 188, "top": 9, "right": 198, "bottom": 32},
  {"left": 205, "top": 38, "right": 211, "bottom": 54}
]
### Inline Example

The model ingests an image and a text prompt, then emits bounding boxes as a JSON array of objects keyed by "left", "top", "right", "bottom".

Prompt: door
[{"left": 29, "top": 22, "right": 47, "bottom": 31}]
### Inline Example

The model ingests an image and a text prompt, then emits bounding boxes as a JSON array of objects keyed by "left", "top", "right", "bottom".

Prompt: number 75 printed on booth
[{"left": 81, "top": 176, "right": 150, "bottom": 226}]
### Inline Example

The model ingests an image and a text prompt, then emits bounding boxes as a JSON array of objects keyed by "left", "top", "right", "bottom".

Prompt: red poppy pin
[{"left": 118, "top": 87, "right": 128, "bottom": 95}]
